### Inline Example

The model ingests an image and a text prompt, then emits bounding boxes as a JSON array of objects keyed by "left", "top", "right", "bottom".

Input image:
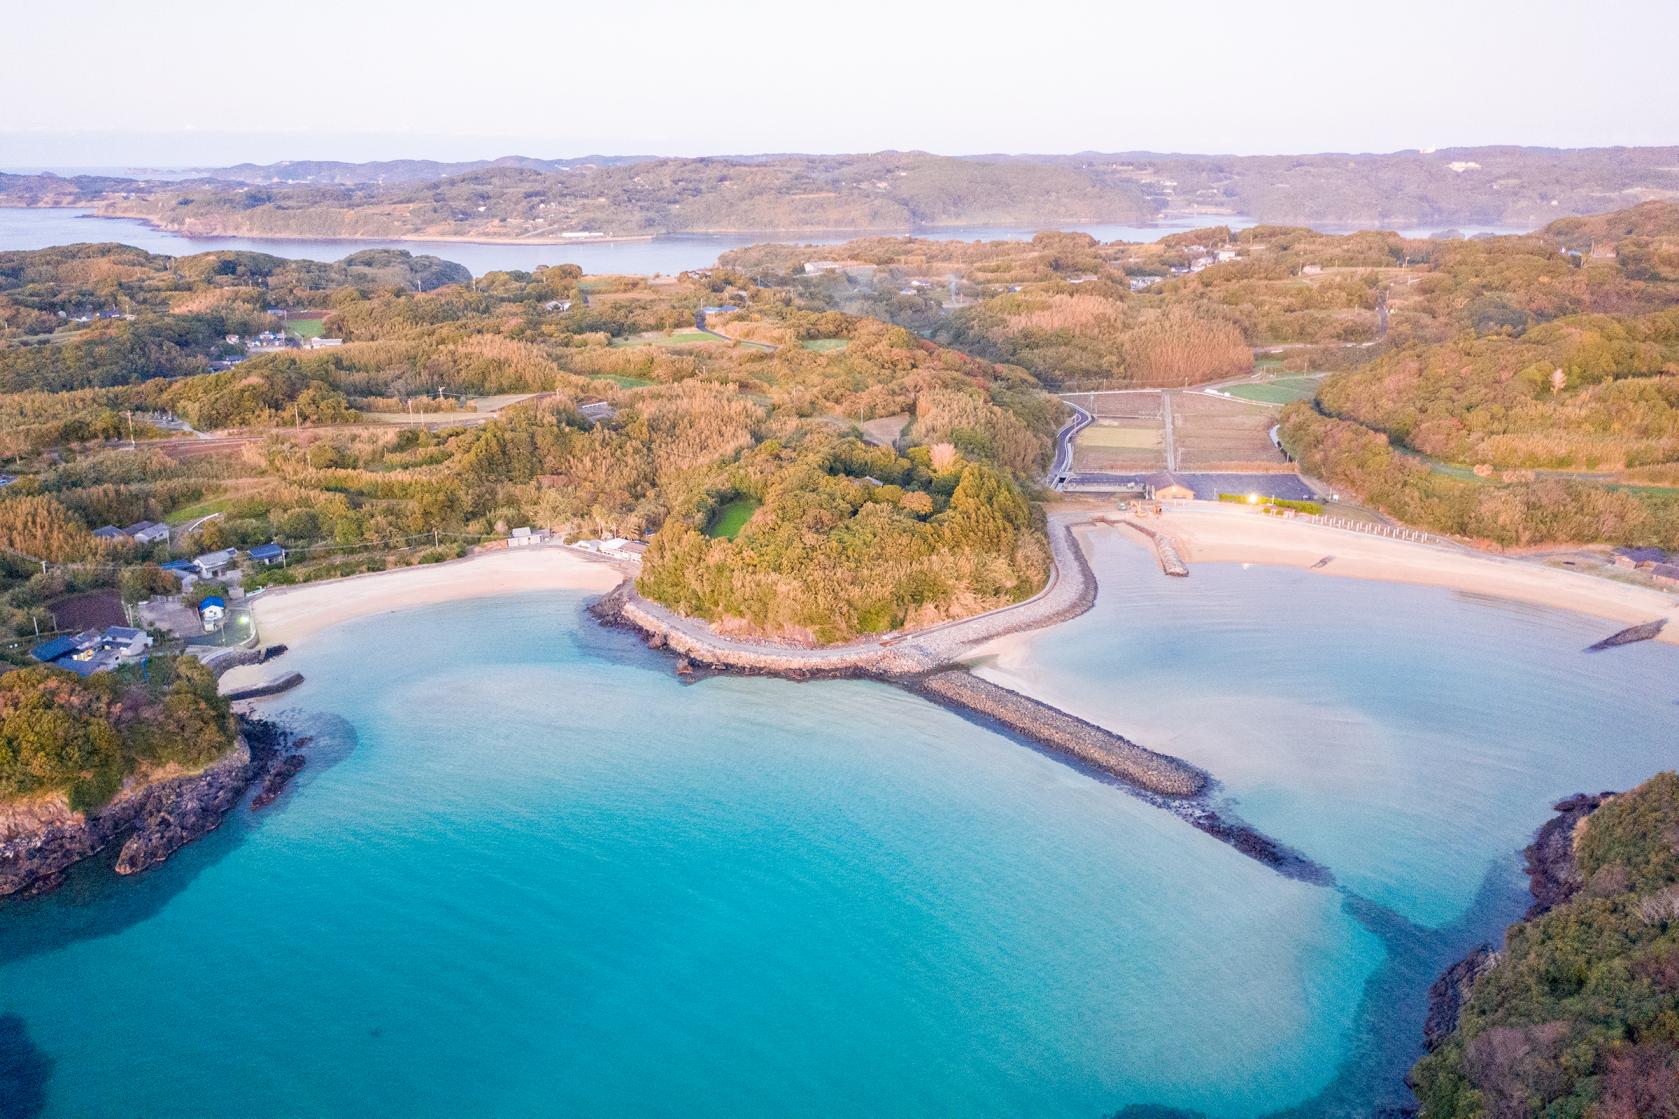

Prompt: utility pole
[{"left": 127, "top": 410, "right": 136, "bottom": 448}]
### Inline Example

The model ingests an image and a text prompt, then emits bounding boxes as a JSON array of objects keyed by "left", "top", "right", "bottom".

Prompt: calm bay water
[
  {"left": 978, "top": 534, "right": 1679, "bottom": 930},
  {"left": 0, "top": 544, "right": 1672, "bottom": 1117},
  {"left": 0, "top": 208, "right": 1260, "bottom": 276}
]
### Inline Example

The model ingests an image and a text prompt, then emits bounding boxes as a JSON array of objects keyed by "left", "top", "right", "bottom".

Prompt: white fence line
[{"left": 1296, "top": 513, "right": 1452, "bottom": 548}]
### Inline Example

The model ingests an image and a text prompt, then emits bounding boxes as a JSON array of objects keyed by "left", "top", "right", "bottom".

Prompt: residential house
[
  {"left": 93, "top": 525, "right": 127, "bottom": 541},
  {"left": 193, "top": 549, "right": 237, "bottom": 578},
  {"left": 543, "top": 300, "right": 573, "bottom": 312},
  {"left": 248, "top": 543, "right": 288, "bottom": 566},
  {"left": 30, "top": 626, "right": 154, "bottom": 676},
  {"left": 507, "top": 527, "right": 550, "bottom": 548},
  {"left": 304, "top": 337, "right": 343, "bottom": 349},
  {"left": 1649, "top": 563, "right": 1679, "bottom": 588},
  {"left": 124, "top": 520, "right": 170, "bottom": 546},
  {"left": 198, "top": 595, "right": 227, "bottom": 632}
]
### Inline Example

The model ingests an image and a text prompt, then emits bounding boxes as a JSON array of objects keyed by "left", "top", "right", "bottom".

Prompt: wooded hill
[{"left": 7, "top": 146, "right": 1676, "bottom": 240}]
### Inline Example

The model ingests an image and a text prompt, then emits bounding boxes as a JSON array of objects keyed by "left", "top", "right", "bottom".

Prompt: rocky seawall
[
  {"left": 0, "top": 718, "right": 309, "bottom": 899},
  {"left": 904, "top": 670, "right": 1206, "bottom": 798}
]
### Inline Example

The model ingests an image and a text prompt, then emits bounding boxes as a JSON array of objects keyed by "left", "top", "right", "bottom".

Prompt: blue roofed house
[
  {"left": 93, "top": 525, "right": 127, "bottom": 541},
  {"left": 30, "top": 626, "right": 153, "bottom": 676},
  {"left": 198, "top": 595, "right": 227, "bottom": 632},
  {"left": 30, "top": 634, "right": 83, "bottom": 665},
  {"left": 248, "top": 543, "right": 287, "bottom": 566}
]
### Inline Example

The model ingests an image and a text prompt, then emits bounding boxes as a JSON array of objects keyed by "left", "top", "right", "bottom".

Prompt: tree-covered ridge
[
  {"left": 1412, "top": 772, "right": 1679, "bottom": 1118},
  {"left": 0, "top": 656, "right": 236, "bottom": 811},
  {"left": 1317, "top": 310, "right": 1679, "bottom": 472},
  {"left": 638, "top": 435, "right": 1044, "bottom": 643},
  {"left": 83, "top": 155, "right": 1155, "bottom": 240},
  {"left": 12, "top": 146, "right": 1679, "bottom": 238},
  {"left": 0, "top": 246, "right": 1060, "bottom": 646}
]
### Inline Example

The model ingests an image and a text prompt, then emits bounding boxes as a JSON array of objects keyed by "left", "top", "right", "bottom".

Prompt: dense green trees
[
  {"left": 0, "top": 657, "right": 235, "bottom": 809},
  {"left": 1412, "top": 772, "right": 1679, "bottom": 1117}
]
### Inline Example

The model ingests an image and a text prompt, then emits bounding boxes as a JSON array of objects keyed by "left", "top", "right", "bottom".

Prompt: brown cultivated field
[
  {"left": 1171, "top": 392, "right": 1289, "bottom": 470},
  {"left": 1066, "top": 393, "right": 1166, "bottom": 471}
]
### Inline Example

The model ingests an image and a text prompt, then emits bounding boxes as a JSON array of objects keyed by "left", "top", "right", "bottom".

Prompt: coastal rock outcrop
[
  {"left": 113, "top": 744, "right": 255, "bottom": 875},
  {"left": 1417, "top": 791, "right": 1613, "bottom": 1069},
  {"left": 1522, "top": 791, "right": 1611, "bottom": 917},
  {"left": 1422, "top": 946, "right": 1498, "bottom": 1052},
  {"left": 0, "top": 717, "right": 309, "bottom": 898}
]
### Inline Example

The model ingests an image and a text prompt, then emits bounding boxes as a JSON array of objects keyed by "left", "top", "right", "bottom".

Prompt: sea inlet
[{"left": 1, "top": 537, "right": 1675, "bottom": 1117}]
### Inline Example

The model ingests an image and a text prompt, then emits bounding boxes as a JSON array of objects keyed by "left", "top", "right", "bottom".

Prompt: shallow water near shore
[
  {"left": 977, "top": 532, "right": 1679, "bottom": 931},
  {"left": 0, "top": 557, "right": 1673, "bottom": 1117},
  {"left": 1, "top": 592, "right": 1385, "bottom": 1118}
]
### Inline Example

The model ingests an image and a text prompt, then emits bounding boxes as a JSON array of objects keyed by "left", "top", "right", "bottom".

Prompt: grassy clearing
[
  {"left": 1222, "top": 376, "right": 1322, "bottom": 405},
  {"left": 288, "top": 318, "right": 325, "bottom": 339},
  {"left": 164, "top": 497, "right": 233, "bottom": 524},
  {"left": 801, "top": 338, "right": 850, "bottom": 352},
  {"left": 706, "top": 497, "right": 760, "bottom": 540},
  {"left": 610, "top": 330, "right": 716, "bottom": 348},
  {"left": 587, "top": 373, "right": 654, "bottom": 389}
]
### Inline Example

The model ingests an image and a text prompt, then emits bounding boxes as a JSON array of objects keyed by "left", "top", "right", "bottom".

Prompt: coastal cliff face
[{"left": 0, "top": 719, "right": 306, "bottom": 899}]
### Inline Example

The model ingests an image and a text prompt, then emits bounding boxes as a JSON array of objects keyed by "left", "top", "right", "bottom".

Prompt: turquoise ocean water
[{"left": 1, "top": 538, "right": 1674, "bottom": 1117}]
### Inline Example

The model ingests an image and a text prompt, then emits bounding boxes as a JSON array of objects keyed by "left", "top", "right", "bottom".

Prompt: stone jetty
[
  {"left": 904, "top": 669, "right": 1206, "bottom": 797},
  {"left": 1120, "top": 519, "right": 1189, "bottom": 576}
]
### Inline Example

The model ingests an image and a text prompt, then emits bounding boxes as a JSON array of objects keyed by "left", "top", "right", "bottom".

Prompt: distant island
[{"left": 3, "top": 146, "right": 1678, "bottom": 242}]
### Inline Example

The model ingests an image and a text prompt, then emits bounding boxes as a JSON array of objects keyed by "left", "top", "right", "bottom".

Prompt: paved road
[
  {"left": 1162, "top": 392, "right": 1177, "bottom": 470},
  {"left": 1047, "top": 400, "right": 1092, "bottom": 489}
]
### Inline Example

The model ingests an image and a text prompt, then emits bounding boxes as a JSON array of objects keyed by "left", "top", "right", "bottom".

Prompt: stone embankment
[
  {"left": 595, "top": 516, "right": 1104, "bottom": 678},
  {"left": 595, "top": 516, "right": 1216, "bottom": 803},
  {"left": 224, "top": 672, "right": 304, "bottom": 702},
  {"left": 904, "top": 670, "right": 1206, "bottom": 797},
  {"left": 0, "top": 717, "right": 308, "bottom": 898}
]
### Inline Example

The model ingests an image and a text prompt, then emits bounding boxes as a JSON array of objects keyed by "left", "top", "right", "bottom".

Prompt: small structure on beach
[
  {"left": 1155, "top": 482, "right": 1196, "bottom": 502},
  {"left": 507, "top": 527, "right": 550, "bottom": 548}
]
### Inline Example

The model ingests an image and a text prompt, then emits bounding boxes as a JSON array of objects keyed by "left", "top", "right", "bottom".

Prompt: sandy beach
[
  {"left": 1128, "top": 504, "right": 1679, "bottom": 644},
  {"left": 219, "top": 548, "right": 625, "bottom": 693}
]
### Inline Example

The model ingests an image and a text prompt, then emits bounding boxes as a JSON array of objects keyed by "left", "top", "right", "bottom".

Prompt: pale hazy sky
[{"left": 3, "top": 0, "right": 1675, "bottom": 167}]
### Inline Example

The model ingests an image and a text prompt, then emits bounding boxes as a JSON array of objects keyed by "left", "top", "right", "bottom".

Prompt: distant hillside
[
  {"left": 79, "top": 154, "right": 1157, "bottom": 241},
  {"left": 190, "top": 154, "right": 653, "bottom": 185},
  {"left": 5, "top": 147, "right": 1678, "bottom": 242}
]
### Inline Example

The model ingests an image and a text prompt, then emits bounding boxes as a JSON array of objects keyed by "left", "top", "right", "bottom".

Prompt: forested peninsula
[{"left": 5, "top": 146, "right": 1677, "bottom": 241}]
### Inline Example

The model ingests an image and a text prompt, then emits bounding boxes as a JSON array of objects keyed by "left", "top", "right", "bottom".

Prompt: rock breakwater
[{"left": 904, "top": 670, "right": 1206, "bottom": 798}]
